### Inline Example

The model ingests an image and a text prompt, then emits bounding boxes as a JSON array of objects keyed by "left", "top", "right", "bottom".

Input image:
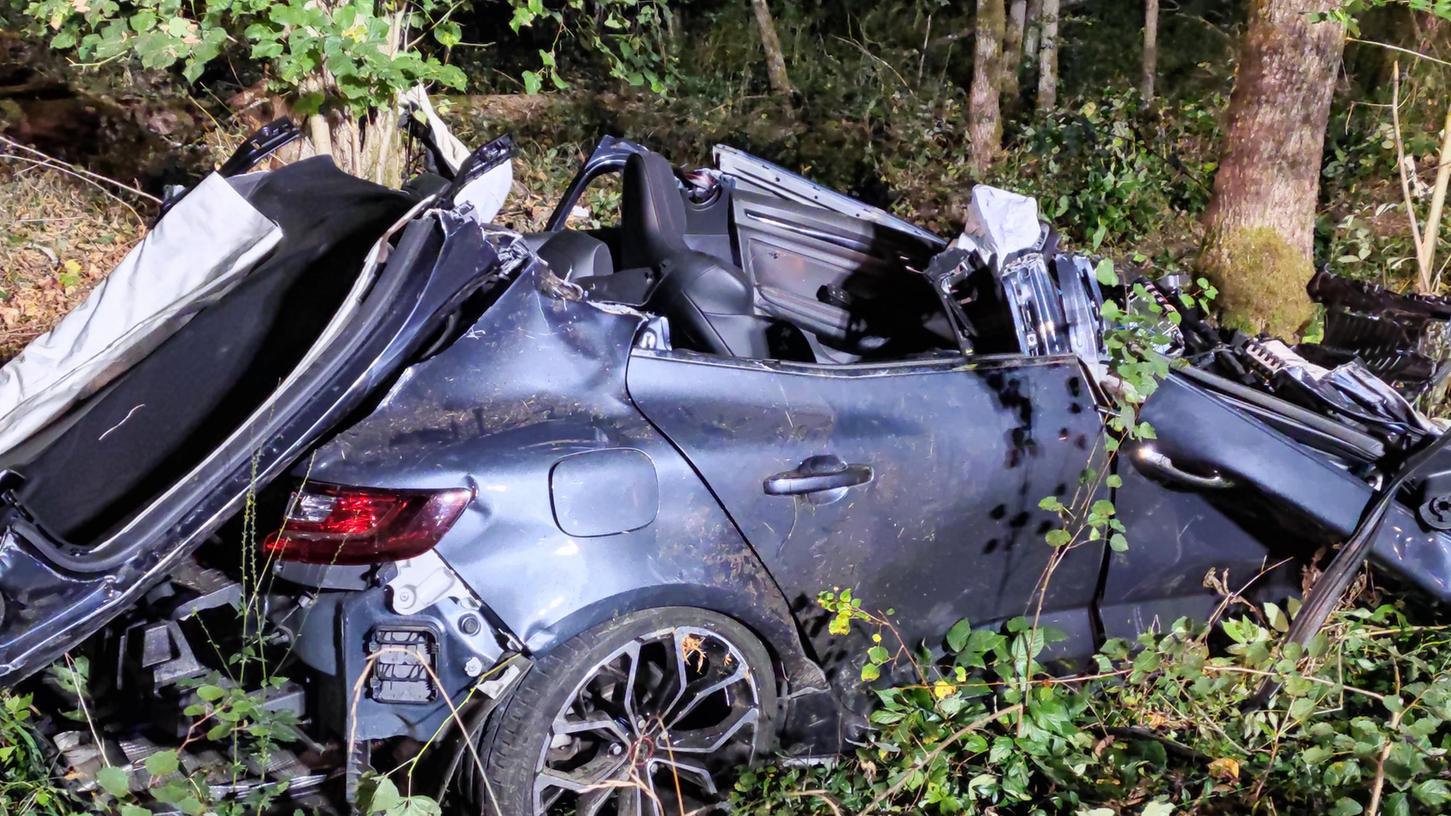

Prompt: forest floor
[{"left": 0, "top": 164, "right": 142, "bottom": 359}]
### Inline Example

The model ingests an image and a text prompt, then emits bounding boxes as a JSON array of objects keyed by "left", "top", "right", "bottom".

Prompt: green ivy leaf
[
  {"left": 434, "top": 20, "right": 461, "bottom": 47},
  {"left": 96, "top": 765, "right": 130, "bottom": 797},
  {"left": 1265, "top": 602, "right": 1290, "bottom": 633},
  {"left": 144, "top": 749, "right": 179, "bottom": 778},
  {"left": 1414, "top": 780, "right": 1451, "bottom": 807},
  {"left": 1330, "top": 797, "right": 1364, "bottom": 816},
  {"left": 362, "top": 775, "right": 401, "bottom": 814},
  {"left": 1095, "top": 259, "right": 1118, "bottom": 286},
  {"left": 946, "top": 619, "right": 973, "bottom": 653}
]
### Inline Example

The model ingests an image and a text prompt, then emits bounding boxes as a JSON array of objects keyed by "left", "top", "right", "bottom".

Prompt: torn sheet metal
[{"left": 0, "top": 174, "right": 282, "bottom": 455}]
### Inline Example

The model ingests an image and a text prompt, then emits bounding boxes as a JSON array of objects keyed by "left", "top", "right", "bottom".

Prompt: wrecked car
[{"left": 1, "top": 129, "right": 1451, "bottom": 815}]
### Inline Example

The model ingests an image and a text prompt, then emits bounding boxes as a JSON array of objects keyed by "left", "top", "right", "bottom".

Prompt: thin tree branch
[
  {"left": 1349, "top": 36, "right": 1451, "bottom": 68},
  {"left": 1422, "top": 101, "right": 1451, "bottom": 291},
  {"left": 1391, "top": 63, "right": 1431, "bottom": 292},
  {"left": 0, "top": 135, "right": 158, "bottom": 227},
  {"left": 861, "top": 703, "right": 1024, "bottom": 814}
]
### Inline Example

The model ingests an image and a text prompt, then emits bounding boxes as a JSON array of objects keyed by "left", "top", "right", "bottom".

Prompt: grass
[{"left": 0, "top": 162, "right": 148, "bottom": 361}]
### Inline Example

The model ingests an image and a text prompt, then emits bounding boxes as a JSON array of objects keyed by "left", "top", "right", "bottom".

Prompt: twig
[
  {"left": 831, "top": 35, "right": 910, "bottom": 89},
  {"left": 0, "top": 134, "right": 160, "bottom": 205},
  {"left": 1201, "top": 557, "right": 1294, "bottom": 635},
  {"left": 346, "top": 646, "right": 503, "bottom": 816},
  {"left": 63, "top": 654, "right": 114, "bottom": 768},
  {"left": 1391, "top": 63, "right": 1431, "bottom": 292},
  {"left": 1105, "top": 726, "right": 1210, "bottom": 762},
  {"left": 1349, "top": 37, "right": 1451, "bottom": 68},
  {"left": 788, "top": 789, "right": 845, "bottom": 816},
  {"left": 1365, "top": 659, "right": 1403, "bottom": 816},
  {"left": 1203, "top": 665, "right": 1386, "bottom": 702},
  {"left": 918, "top": 14, "right": 931, "bottom": 86},
  {"left": 861, "top": 703, "right": 1024, "bottom": 814}
]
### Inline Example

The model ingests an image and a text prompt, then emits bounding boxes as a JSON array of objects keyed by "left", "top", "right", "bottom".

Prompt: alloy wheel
[{"left": 532, "top": 625, "right": 764, "bottom": 816}]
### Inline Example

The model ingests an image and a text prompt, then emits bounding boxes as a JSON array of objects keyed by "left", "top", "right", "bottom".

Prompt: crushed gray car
[{"left": 1, "top": 131, "right": 1449, "bottom": 815}]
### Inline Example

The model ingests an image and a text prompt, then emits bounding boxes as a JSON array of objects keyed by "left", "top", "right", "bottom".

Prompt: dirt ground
[{"left": 0, "top": 162, "right": 149, "bottom": 361}]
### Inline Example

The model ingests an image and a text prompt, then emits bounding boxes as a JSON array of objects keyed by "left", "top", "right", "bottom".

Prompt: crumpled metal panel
[
  {"left": 1137, "top": 373, "right": 1451, "bottom": 602},
  {"left": 298, "top": 229, "right": 825, "bottom": 695}
]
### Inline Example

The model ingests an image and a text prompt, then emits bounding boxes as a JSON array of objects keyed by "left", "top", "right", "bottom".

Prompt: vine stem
[
  {"left": 1365, "top": 658, "right": 1402, "bottom": 816},
  {"left": 860, "top": 703, "right": 1024, "bottom": 815},
  {"left": 787, "top": 789, "right": 845, "bottom": 816}
]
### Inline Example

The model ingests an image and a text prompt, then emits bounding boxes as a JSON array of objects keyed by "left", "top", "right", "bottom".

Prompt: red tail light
[{"left": 263, "top": 484, "right": 473, "bottom": 565}]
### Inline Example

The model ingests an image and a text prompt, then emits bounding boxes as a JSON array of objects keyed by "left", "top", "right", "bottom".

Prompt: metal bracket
[{"left": 385, "top": 549, "right": 477, "bottom": 615}]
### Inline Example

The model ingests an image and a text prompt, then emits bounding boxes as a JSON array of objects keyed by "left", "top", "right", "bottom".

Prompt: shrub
[{"left": 731, "top": 598, "right": 1451, "bottom": 815}]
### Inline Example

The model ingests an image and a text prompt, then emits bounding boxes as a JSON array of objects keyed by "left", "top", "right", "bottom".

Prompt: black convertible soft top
[{"left": 8, "top": 158, "right": 415, "bottom": 543}]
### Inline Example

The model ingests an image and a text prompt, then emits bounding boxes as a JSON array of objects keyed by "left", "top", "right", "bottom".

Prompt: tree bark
[
  {"left": 1002, "top": 0, "right": 1027, "bottom": 109},
  {"left": 969, "top": 0, "right": 1006, "bottom": 174},
  {"left": 751, "top": 0, "right": 795, "bottom": 98},
  {"left": 1036, "top": 0, "right": 1059, "bottom": 112},
  {"left": 296, "top": 4, "right": 407, "bottom": 186},
  {"left": 1024, "top": 0, "right": 1042, "bottom": 59},
  {"left": 1198, "top": 0, "right": 1345, "bottom": 335},
  {"left": 1140, "top": 0, "right": 1159, "bottom": 101}
]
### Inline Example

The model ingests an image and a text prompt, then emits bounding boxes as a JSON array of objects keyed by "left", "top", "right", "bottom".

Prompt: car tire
[{"left": 464, "top": 607, "right": 778, "bottom": 816}]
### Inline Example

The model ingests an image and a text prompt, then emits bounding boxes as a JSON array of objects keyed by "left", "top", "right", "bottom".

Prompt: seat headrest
[{"left": 621, "top": 151, "right": 689, "bottom": 269}]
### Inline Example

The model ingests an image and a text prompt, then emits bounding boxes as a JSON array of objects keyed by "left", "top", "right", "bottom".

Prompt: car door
[
  {"left": 625, "top": 348, "right": 1105, "bottom": 685},
  {"left": 1102, "top": 370, "right": 1375, "bottom": 641}
]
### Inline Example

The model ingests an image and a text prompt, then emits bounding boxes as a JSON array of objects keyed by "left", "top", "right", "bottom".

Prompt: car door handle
[
  {"left": 1133, "top": 445, "right": 1235, "bottom": 491},
  {"left": 764, "top": 455, "right": 873, "bottom": 496}
]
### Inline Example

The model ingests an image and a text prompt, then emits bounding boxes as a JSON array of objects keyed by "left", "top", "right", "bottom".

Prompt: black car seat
[{"left": 621, "top": 151, "right": 782, "bottom": 358}]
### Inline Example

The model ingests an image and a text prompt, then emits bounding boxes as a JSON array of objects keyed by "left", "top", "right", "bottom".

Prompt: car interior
[{"left": 527, "top": 150, "right": 959, "bottom": 365}]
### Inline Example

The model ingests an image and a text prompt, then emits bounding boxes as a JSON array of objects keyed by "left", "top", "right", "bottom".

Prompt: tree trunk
[
  {"left": 751, "top": 0, "right": 795, "bottom": 98},
  {"left": 297, "top": 5, "right": 406, "bottom": 186},
  {"left": 1036, "top": 0, "right": 1059, "bottom": 112},
  {"left": 1140, "top": 0, "right": 1158, "bottom": 101},
  {"left": 1198, "top": 0, "right": 1345, "bottom": 336},
  {"left": 969, "top": 0, "right": 1006, "bottom": 174},
  {"left": 1002, "top": 0, "right": 1027, "bottom": 110},
  {"left": 1024, "top": 0, "right": 1042, "bottom": 60}
]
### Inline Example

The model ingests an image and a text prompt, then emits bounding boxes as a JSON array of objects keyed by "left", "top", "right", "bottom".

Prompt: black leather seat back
[
  {"left": 621, "top": 151, "right": 774, "bottom": 358},
  {"left": 621, "top": 152, "right": 689, "bottom": 269}
]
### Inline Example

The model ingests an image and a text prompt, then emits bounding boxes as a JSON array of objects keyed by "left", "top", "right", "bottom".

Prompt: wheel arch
[{"left": 519, "top": 582, "right": 825, "bottom": 695}]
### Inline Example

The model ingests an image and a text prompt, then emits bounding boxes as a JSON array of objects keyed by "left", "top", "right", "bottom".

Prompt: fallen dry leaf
[{"left": 1208, "top": 756, "right": 1240, "bottom": 782}]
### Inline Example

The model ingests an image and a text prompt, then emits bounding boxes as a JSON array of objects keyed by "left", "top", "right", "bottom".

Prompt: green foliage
[
  {"left": 0, "top": 691, "right": 84, "bottom": 816},
  {"left": 1036, "top": 261, "right": 1212, "bottom": 564},
  {"left": 18, "top": 0, "right": 467, "bottom": 112},
  {"left": 1322, "top": 0, "right": 1451, "bottom": 32},
  {"left": 1318, "top": 113, "right": 1437, "bottom": 290},
  {"left": 507, "top": 0, "right": 674, "bottom": 94},
  {"left": 996, "top": 90, "right": 1221, "bottom": 263},
  {"left": 358, "top": 774, "right": 444, "bottom": 816},
  {"left": 14, "top": 0, "right": 676, "bottom": 116},
  {"left": 734, "top": 597, "right": 1451, "bottom": 815}
]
